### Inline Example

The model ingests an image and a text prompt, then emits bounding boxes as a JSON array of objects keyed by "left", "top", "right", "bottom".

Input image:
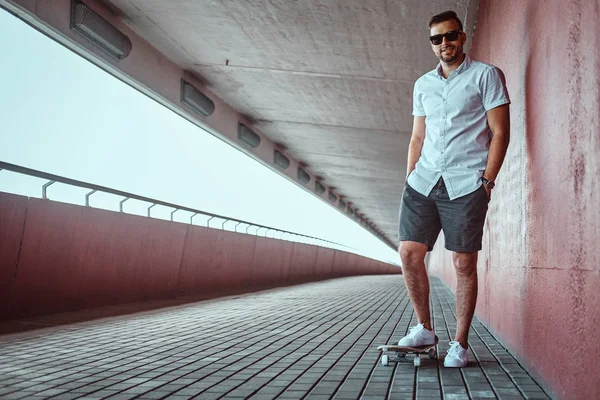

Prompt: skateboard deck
[{"left": 377, "top": 335, "right": 439, "bottom": 367}]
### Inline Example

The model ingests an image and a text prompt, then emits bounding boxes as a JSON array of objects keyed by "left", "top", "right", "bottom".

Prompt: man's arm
[
  {"left": 406, "top": 116, "right": 426, "bottom": 177},
  {"left": 483, "top": 104, "right": 510, "bottom": 184}
]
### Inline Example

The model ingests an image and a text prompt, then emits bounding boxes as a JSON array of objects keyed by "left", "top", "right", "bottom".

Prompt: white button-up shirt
[{"left": 407, "top": 55, "right": 511, "bottom": 200}]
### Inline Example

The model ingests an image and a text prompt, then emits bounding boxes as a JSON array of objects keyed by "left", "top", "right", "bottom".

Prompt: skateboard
[{"left": 377, "top": 336, "right": 439, "bottom": 367}]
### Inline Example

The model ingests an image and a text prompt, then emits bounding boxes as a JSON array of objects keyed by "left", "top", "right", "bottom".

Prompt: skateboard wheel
[
  {"left": 428, "top": 348, "right": 437, "bottom": 359},
  {"left": 381, "top": 355, "right": 389, "bottom": 366},
  {"left": 398, "top": 352, "right": 406, "bottom": 358},
  {"left": 413, "top": 355, "right": 421, "bottom": 367}
]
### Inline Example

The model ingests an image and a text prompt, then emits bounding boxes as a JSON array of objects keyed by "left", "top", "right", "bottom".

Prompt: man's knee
[
  {"left": 398, "top": 241, "right": 428, "bottom": 272},
  {"left": 452, "top": 252, "right": 478, "bottom": 276}
]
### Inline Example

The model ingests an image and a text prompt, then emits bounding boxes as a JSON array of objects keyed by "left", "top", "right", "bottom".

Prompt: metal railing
[{"left": 0, "top": 161, "right": 356, "bottom": 251}]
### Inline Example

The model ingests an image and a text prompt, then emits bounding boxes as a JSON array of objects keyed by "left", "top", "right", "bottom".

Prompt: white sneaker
[
  {"left": 444, "top": 341, "right": 468, "bottom": 367},
  {"left": 398, "top": 323, "right": 436, "bottom": 347}
]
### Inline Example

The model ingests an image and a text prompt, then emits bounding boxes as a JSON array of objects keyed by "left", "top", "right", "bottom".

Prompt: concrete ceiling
[{"left": 108, "top": 0, "right": 472, "bottom": 245}]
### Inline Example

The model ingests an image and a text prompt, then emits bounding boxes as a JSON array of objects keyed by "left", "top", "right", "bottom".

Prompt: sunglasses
[{"left": 429, "top": 30, "right": 462, "bottom": 45}]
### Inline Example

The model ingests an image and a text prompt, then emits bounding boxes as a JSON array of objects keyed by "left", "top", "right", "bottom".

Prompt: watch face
[{"left": 483, "top": 178, "right": 494, "bottom": 189}]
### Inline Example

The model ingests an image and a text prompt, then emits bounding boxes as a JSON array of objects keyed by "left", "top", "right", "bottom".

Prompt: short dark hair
[{"left": 428, "top": 11, "right": 463, "bottom": 31}]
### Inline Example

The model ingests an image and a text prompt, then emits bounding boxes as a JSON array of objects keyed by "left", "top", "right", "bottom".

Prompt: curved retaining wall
[
  {"left": 0, "top": 192, "right": 399, "bottom": 321},
  {"left": 427, "top": 1, "right": 600, "bottom": 399}
]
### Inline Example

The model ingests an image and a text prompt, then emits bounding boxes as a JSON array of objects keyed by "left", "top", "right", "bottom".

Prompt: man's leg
[
  {"left": 398, "top": 241, "right": 432, "bottom": 330},
  {"left": 435, "top": 180, "right": 488, "bottom": 355},
  {"left": 452, "top": 251, "right": 478, "bottom": 349},
  {"left": 397, "top": 181, "right": 442, "bottom": 340}
]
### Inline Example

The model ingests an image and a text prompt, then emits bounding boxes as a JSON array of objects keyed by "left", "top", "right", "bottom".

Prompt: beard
[{"left": 438, "top": 45, "right": 462, "bottom": 63}]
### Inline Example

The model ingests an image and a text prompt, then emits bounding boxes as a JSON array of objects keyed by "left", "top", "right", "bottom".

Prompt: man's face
[{"left": 429, "top": 20, "right": 465, "bottom": 64}]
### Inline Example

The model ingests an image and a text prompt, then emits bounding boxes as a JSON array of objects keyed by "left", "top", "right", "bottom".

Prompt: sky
[{"left": 0, "top": 7, "right": 400, "bottom": 265}]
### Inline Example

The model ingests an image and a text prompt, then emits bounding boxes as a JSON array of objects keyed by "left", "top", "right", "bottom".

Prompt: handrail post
[
  {"left": 119, "top": 197, "right": 130, "bottom": 213},
  {"left": 42, "top": 180, "right": 55, "bottom": 199},
  {"left": 85, "top": 189, "right": 97, "bottom": 207}
]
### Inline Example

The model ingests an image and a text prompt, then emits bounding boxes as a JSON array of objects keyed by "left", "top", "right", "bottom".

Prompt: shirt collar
[{"left": 436, "top": 54, "right": 471, "bottom": 79}]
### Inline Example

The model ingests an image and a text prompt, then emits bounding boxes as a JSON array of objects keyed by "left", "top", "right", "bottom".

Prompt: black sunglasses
[{"left": 429, "top": 30, "right": 462, "bottom": 45}]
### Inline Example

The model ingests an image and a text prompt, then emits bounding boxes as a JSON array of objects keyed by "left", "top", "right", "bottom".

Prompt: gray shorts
[{"left": 398, "top": 178, "right": 489, "bottom": 253}]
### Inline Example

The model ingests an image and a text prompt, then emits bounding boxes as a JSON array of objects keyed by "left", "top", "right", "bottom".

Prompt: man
[{"left": 397, "top": 10, "right": 510, "bottom": 367}]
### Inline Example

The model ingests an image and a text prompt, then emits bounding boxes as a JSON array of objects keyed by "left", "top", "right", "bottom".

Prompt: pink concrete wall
[
  {"left": 289, "top": 243, "right": 319, "bottom": 284},
  {"left": 178, "top": 227, "right": 258, "bottom": 296},
  {"left": 0, "top": 193, "right": 400, "bottom": 321},
  {"left": 314, "top": 247, "right": 336, "bottom": 280},
  {"left": 248, "top": 236, "right": 294, "bottom": 288},
  {"left": 10, "top": 198, "right": 188, "bottom": 315},
  {"left": 0, "top": 193, "right": 28, "bottom": 320},
  {"left": 427, "top": 1, "right": 600, "bottom": 398}
]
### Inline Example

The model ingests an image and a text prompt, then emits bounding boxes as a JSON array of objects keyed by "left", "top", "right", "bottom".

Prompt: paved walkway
[{"left": 0, "top": 276, "right": 549, "bottom": 399}]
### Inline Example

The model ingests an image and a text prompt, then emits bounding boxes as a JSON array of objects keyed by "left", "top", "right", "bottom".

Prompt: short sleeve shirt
[{"left": 408, "top": 54, "right": 511, "bottom": 199}]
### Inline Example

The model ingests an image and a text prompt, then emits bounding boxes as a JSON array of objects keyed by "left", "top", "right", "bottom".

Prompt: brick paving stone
[
  {"left": 488, "top": 379, "right": 519, "bottom": 390},
  {"left": 388, "top": 394, "right": 413, "bottom": 400},
  {"left": 277, "top": 390, "right": 308, "bottom": 398},
  {"left": 468, "top": 382, "right": 496, "bottom": 391},
  {"left": 103, "top": 394, "right": 139, "bottom": 400},
  {"left": 390, "top": 386, "right": 413, "bottom": 394},
  {"left": 418, "top": 382, "right": 440, "bottom": 390},
  {"left": 519, "top": 384, "right": 548, "bottom": 392},
  {"left": 0, "top": 276, "right": 550, "bottom": 399},
  {"left": 523, "top": 392, "right": 551, "bottom": 399},
  {"left": 444, "top": 385, "right": 469, "bottom": 393},
  {"left": 309, "top": 386, "right": 336, "bottom": 395},
  {"left": 501, "top": 397, "right": 532, "bottom": 400},
  {"left": 470, "top": 390, "right": 497, "bottom": 398},
  {"left": 0, "top": 392, "right": 35, "bottom": 400},
  {"left": 418, "top": 388, "right": 443, "bottom": 396},
  {"left": 444, "top": 395, "right": 469, "bottom": 400},
  {"left": 496, "top": 387, "right": 523, "bottom": 396}
]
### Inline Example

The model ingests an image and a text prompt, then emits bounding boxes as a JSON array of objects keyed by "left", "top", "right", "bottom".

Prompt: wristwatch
[{"left": 482, "top": 177, "right": 495, "bottom": 190}]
